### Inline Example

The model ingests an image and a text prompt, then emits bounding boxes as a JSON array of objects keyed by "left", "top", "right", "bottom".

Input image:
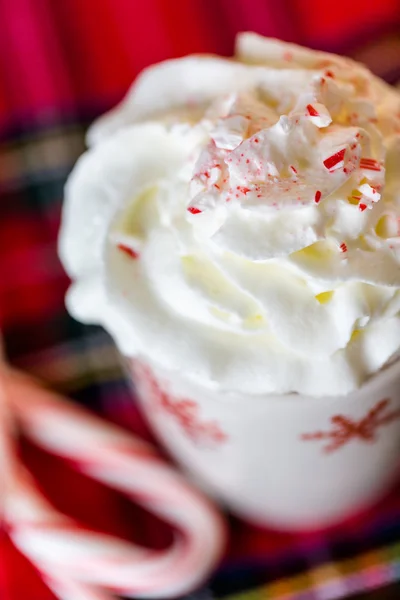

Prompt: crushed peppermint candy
[
  {"left": 237, "top": 186, "right": 251, "bottom": 195},
  {"left": 305, "top": 102, "right": 332, "bottom": 127},
  {"left": 323, "top": 148, "right": 346, "bottom": 171},
  {"left": 117, "top": 244, "right": 139, "bottom": 259},
  {"left": 307, "top": 104, "right": 319, "bottom": 117},
  {"left": 359, "top": 158, "right": 381, "bottom": 172},
  {"left": 187, "top": 207, "right": 202, "bottom": 214},
  {"left": 359, "top": 203, "right": 368, "bottom": 212},
  {"left": 339, "top": 243, "right": 348, "bottom": 253},
  {"left": 359, "top": 183, "right": 380, "bottom": 202},
  {"left": 211, "top": 115, "right": 249, "bottom": 150},
  {"left": 315, "top": 190, "right": 322, "bottom": 204}
]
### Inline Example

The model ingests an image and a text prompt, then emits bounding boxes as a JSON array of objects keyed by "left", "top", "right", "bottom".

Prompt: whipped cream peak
[
  {"left": 60, "top": 34, "right": 400, "bottom": 397},
  {"left": 186, "top": 96, "right": 384, "bottom": 258}
]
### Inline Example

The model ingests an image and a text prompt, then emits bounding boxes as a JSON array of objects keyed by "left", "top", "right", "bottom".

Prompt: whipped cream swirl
[{"left": 59, "top": 34, "right": 400, "bottom": 396}]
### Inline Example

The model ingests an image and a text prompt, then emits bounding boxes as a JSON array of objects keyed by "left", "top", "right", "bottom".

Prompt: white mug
[{"left": 129, "top": 357, "right": 400, "bottom": 531}]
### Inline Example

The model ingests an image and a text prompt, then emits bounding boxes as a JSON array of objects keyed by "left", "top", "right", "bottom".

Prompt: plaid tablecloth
[{"left": 1, "top": 2, "right": 400, "bottom": 599}]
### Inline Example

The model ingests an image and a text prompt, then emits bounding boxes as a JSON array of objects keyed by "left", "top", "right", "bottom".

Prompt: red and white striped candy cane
[{"left": 0, "top": 364, "right": 226, "bottom": 600}]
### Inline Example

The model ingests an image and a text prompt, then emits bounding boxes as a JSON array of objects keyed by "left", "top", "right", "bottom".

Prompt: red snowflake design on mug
[
  {"left": 134, "top": 363, "right": 227, "bottom": 446},
  {"left": 301, "top": 398, "right": 400, "bottom": 453}
]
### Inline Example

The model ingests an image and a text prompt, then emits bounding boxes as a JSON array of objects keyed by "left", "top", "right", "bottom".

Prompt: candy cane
[{"left": 0, "top": 365, "right": 226, "bottom": 600}]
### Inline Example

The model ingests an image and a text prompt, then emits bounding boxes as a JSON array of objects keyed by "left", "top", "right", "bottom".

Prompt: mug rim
[{"left": 130, "top": 352, "right": 400, "bottom": 406}]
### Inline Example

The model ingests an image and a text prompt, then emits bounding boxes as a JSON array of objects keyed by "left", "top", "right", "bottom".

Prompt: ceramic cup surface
[{"left": 128, "top": 357, "right": 400, "bottom": 530}]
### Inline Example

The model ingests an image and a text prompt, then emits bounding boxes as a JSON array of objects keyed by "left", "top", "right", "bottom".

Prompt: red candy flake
[
  {"left": 117, "top": 244, "right": 139, "bottom": 259},
  {"left": 187, "top": 207, "right": 202, "bottom": 214},
  {"left": 359, "top": 158, "right": 381, "bottom": 172},
  {"left": 339, "top": 242, "right": 348, "bottom": 253},
  {"left": 254, "top": 138, "right": 259, "bottom": 143},
  {"left": 315, "top": 190, "right": 322, "bottom": 204},
  {"left": 323, "top": 148, "right": 346, "bottom": 171},
  {"left": 307, "top": 104, "right": 320, "bottom": 117},
  {"left": 237, "top": 186, "right": 251, "bottom": 195},
  {"left": 289, "top": 165, "right": 298, "bottom": 174},
  {"left": 359, "top": 203, "right": 367, "bottom": 212},
  {"left": 325, "top": 70, "right": 335, "bottom": 78}
]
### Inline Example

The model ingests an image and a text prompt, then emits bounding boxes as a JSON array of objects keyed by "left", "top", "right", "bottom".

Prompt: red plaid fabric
[{"left": 1, "top": 2, "right": 400, "bottom": 599}]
